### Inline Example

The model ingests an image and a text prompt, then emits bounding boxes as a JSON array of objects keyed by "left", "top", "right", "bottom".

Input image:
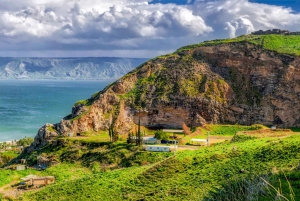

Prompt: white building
[
  {"left": 191, "top": 139, "right": 208, "bottom": 146},
  {"left": 147, "top": 145, "right": 170, "bottom": 152}
]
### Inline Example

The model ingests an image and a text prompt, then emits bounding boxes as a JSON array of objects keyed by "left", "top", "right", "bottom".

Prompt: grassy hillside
[
  {"left": 176, "top": 34, "right": 300, "bottom": 56},
  {"left": 20, "top": 133, "right": 300, "bottom": 201}
]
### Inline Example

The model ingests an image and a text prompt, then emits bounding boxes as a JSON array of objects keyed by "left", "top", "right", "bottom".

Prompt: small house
[
  {"left": 162, "top": 129, "right": 184, "bottom": 133},
  {"left": 161, "top": 140, "right": 179, "bottom": 144},
  {"left": 21, "top": 175, "right": 55, "bottom": 188},
  {"left": 31, "top": 176, "right": 55, "bottom": 187},
  {"left": 143, "top": 137, "right": 160, "bottom": 144},
  {"left": 16, "top": 165, "right": 26, "bottom": 171},
  {"left": 191, "top": 139, "right": 207, "bottom": 146},
  {"left": 146, "top": 145, "right": 170, "bottom": 152}
]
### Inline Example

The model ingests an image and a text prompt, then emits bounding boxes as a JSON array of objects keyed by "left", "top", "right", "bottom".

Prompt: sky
[{"left": 0, "top": 0, "right": 299, "bottom": 58}]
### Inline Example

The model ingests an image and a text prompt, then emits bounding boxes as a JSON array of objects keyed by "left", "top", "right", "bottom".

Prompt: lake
[{"left": 0, "top": 80, "right": 112, "bottom": 142}]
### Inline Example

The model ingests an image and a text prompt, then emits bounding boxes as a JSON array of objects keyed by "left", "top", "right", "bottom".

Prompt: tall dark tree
[
  {"left": 108, "top": 127, "right": 113, "bottom": 142},
  {"left": 109, "top": 113, "right": 118, "bottom": 142},
  {"left": 136, "top": 114, "right": 142, "bottom": 146}
]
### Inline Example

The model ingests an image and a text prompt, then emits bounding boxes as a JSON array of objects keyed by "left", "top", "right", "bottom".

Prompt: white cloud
[
  {"left": 193, "top": 0, "right": 300, "bottom": 38},
  {"left": 0, "top": 0, "right": 299, "bottom": 57}
]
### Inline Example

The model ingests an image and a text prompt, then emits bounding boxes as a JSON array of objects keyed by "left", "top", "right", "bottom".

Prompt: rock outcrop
[{"left": 25, "top": 36, "right": 300, "bottom": 153}]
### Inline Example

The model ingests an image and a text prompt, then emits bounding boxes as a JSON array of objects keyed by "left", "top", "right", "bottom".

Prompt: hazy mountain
[{"left": 0, "top": 57, "right": 148, "bottom": 80}]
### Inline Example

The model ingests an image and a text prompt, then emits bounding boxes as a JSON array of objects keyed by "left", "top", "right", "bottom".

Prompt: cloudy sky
[{"left": 0, "top": 0, "right": 299, "bottom": 58}]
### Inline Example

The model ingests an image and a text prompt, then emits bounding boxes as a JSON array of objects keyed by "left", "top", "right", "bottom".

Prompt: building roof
[
  {"left": 191, "top": 139, "right": 207, "bottom": 142},
  {"left": 20, "top": 174, "right": 39, "bottom": 181},
  {"left": 163, "top": 129, "right": 184, "bottom": 133}
]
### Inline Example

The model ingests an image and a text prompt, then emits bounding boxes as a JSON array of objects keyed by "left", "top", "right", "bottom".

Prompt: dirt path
[{"left": 0, "top": 181, "right": 21, "bottom": 199}]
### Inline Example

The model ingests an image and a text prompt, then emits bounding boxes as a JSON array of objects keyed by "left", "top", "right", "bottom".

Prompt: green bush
[
  {"left": 17, "top": 137, "right": 34, "bottom": 147},
  {"left": 74, "top": 100, "right": 88, "bottom": 107},
  {"left": 154, "top": 130, "right": 169, "bottom": 140}
]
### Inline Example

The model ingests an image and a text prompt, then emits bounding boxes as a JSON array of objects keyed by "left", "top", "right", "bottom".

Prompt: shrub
[
  {"left": 74, "top": 100, "right": 88, "bottom": 107},
  {"left": 17, "top": 137, "right": 34, "bottom": 147},
  {"left": 154, "top": 130, "right": 170, "bottom": 140}
]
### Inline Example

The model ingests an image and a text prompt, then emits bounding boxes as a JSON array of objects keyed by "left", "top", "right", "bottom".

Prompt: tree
[
  {"left": 182, "top": 122, "right": 191, "bottom": 136},
  {"left": 109, "top": 112, "right": 119, "bottom": 143},
  {"left": 127, "top": 132, "right": 134, "bottom": 144},
  {"left": 136, "top": 115, "right": 143, "bottom": 146},
  {"left": 108, "top": 126, "right": 113, "bottom": 142},
  {"left": 17, "top": 137, "right": 34, "bottom": 147},
  {"left": 154, "top": 130, "right": 169, "bottom": 140}
]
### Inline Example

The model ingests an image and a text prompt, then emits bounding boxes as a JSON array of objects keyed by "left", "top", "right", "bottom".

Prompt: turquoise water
[{"left": 0, "top": 80, "right": 112, "bottom": 142}]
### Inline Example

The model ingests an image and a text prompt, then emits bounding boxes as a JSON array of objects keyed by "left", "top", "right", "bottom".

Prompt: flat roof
[
  {"left": 146, "top": 145, "right": 177, "bottom": 148},
  {"left": 163, "top": 129, "right": 184, "bottom": 133},
  {"left": 191, "top": 139, "right": 207, "bottom": 142}
]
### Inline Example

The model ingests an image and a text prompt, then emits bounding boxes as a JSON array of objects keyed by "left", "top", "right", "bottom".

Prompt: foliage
[
  {"left": 175, "top": 34, "right": 300, "bottom": 56},
  {"left": 205, "top": 171, "right": 300, "bottom": 201},
  {"left": 19, "top": 135, "right": 300, "bottom": 200},
  {"left": 0, "top": 163, "right": 91, "bottom": 188},
  {"left": 136, "top": 116, "right": 142, "bottom": 146},
  {"left": 17, "top": 137, "right": 34, "bottom": 147},
  {"left": 231, "top": 134, "right": 257, "bottom": 143},
  {"left": 0, "top": 151, "right": 18, "bottom": 167},
  {"left": 203, "top": 175, "right": 269, "bottom": 201},
  {"left": 74, "top": 99, "right": 88, "bottom": 107},
  {"left": 154, "top": 130, "right": 170, "bottom": 140},
  {"left": 206, "top": 124, "right": 267, "bottom": 136}
]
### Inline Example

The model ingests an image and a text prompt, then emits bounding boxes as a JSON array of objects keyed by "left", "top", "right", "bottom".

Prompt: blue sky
[
  {"left": 0, "top": 0, "right": 299, "bottom": 58},
  {"left": 151, "top": 0, "right": 300, "bottom": 10},
  {"left": 251, "top": 0, "right": 300, "bottom": 12}
]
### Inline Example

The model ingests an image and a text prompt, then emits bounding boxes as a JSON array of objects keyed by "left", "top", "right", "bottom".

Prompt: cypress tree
[{"left": 136, "top": 114, "right": 142, "bottom": 146}]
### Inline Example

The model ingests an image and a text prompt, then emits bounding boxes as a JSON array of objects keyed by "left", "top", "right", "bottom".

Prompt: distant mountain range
[{"left": 0, "top": 57, "right": 148, "bottom": 80}]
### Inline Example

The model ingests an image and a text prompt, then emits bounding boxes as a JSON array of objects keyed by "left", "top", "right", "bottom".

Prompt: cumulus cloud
[
  {"left": 0, "top": 0, "right": 299, "bottom": 57},
  {"left": 193, "top": 0, "right": 300, "bottom": 38}
]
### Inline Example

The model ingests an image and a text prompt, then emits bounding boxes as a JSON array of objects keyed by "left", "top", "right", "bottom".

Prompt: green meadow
[{"left": 0, "top": 124, "right": 295, "bottom": 201}]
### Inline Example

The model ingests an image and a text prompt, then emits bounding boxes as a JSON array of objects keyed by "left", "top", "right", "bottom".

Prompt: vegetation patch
[
  {"left": 175, "top": 34, "right": 300, "bottom": 56},
  {"left": 205, "top": 124, "right": 267, "bottom": 136},
  {"left": 74, "top": 100, "right": 88, "bottom": 107},
  {"left": 19, "top": 135, "right": 300, "bottom": 200}
]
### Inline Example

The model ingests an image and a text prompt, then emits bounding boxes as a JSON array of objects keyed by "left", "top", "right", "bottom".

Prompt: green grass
[
  {"left": 74, "top": 100, "right": 88, "bottom": 107},
  {"left": 175, "top": 34, "right": 300, "bottom": 56},
  {"left": 0, "top": 163, "right": 92, "bottom": 188},
  {"left": 0, "top": 151, "right": 19, "bottom": 167},
  {"left": 65, "top": 133, "right": 111, "bottom": 142},
  {"left": 22, "top": 166, "right": 149, "bottom": 201},
  {"left": 206, "top": 124, "right": 267, "bottom": 135},
  {"left": 1, "top": 151, "right": 18, "bottom": 158},
  {"left": 19, "top": 134, "right": 300, "bottom": 200}
]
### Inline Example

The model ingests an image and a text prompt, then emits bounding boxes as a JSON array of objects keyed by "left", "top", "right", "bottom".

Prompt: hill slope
[
  {"left": 0, "top": 57, "right": 148, "bottom": 80},
  {"left": 21, "top": 135, "right": 300, "bottom": 201},
  {"left": 26, "top": 32, "right": 300, "bottom": 152}
]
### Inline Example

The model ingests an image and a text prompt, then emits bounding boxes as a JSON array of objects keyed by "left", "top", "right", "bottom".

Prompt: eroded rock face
[
  {"left": 24, "top": 124, "right": 58, "bottom": 153},
  {"left": 26, "top": 42, "right": 300, "bottom": 152}
]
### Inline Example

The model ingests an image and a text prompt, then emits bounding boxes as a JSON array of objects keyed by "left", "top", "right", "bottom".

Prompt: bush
[
  {"left": 17, "top": 137, "right": 34, "bottom": 147},
  {"left": 154, "top": 130, "right": 169, "bottom": 140},
  {"left": 74, "top": 100, "right": 88, "bottom": 107},
  {"left": 231, "top": 134, "right": 256, "bottom": 143}
]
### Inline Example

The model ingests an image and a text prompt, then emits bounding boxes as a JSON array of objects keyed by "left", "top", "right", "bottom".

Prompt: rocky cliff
[
  {"left": 0, "top": 57, "right": 147, "bottom": 80},
  {"left": 25, "top": 33, "right": 300, "bottom": 152}
]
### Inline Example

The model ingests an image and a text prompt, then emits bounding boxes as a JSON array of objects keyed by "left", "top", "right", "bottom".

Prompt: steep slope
[
  {"left": 0, "top": 57, "right": 148, "bottom": 80},
  {"left": 26, "top": 32, "right": 300, "bottom": 152}
]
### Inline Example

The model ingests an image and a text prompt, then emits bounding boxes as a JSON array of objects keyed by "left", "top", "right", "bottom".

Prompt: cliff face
[{"left": 25, "top": 39, "right": 300, "bottom": 152}]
